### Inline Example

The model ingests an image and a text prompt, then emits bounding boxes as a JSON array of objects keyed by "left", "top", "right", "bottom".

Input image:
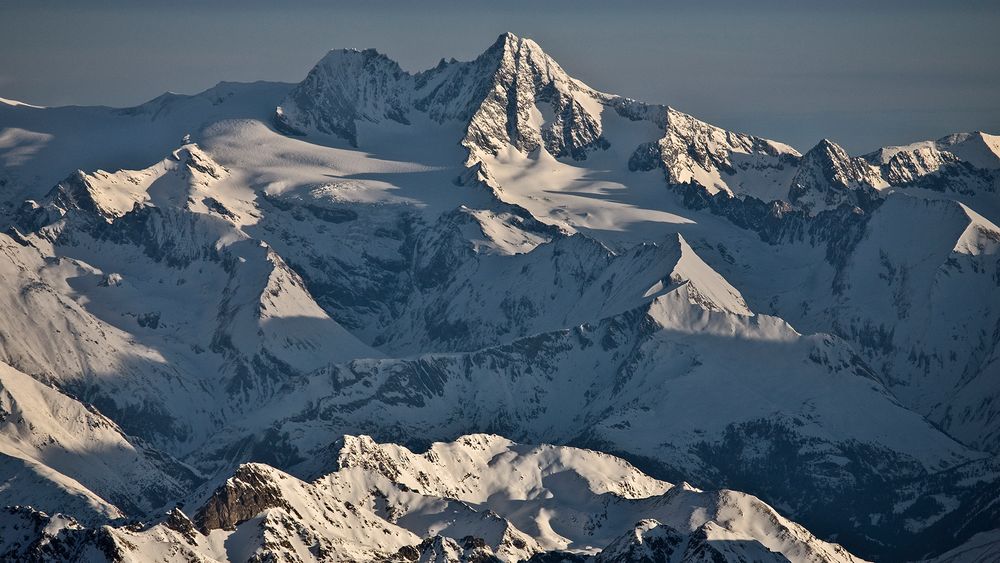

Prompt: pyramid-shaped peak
[
  {"left": 492, "top": 31, "right": 521, "bottom": 47},
  {"left": 801, "top": 138, "right": 855, "bottom": 164},
  {"left": 810, "top": 138, "right": 847, "bottom": 154},
  {"left": 477, "top": 32, "right": 564, "bottom": 76},
  {"left": 495, "top": 31, "right": 545, "bottom": 51},
  {"left": 491, "top": 32, "right": 539, "bottom": 50}
]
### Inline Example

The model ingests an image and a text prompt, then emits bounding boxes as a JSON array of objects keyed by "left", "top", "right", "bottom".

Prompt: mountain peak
[
  {"left": 808, "top": 138, "right": 847, "bottom": 156},
  {"left": 788, "top": 137, "right": 886, "bottom": 212},
  {"left": 312, "top": 47, "right": 402, "bottom": 75},
  {"left": 491, "top": 31, "right": 521, "bottom": 48},
  {"left": 490, "top": 31, "right": 547, "bottom": 58},
  {"left": 275, "top": 47, "right": 410, "bottom": 144},
  {"left": 277, "top": 32, "right": 609, "bottom": 160}
]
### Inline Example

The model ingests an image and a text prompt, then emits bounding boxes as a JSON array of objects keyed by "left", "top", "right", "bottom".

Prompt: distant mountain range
[{"left": 0, "top": 32, "right": 997, "bottom": 562}]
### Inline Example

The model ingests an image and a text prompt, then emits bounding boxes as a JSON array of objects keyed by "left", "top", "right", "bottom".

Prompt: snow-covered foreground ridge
[
  {"left": 1, "top": 434, "right": 867, "bottom": 563},
  {"left": 0, "top": 32, "right": 998, "bottom": 562}
]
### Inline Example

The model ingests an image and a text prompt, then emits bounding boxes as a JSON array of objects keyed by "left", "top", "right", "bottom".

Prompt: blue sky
[{"left": 1, "top": 0, "right": 997, "bottom": 153}]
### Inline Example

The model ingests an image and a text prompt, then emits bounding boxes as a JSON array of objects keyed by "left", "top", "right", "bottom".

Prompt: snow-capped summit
[
  {"left": 332, "top": 433, "right": 672, "bottom": 503},
  {"left": 276, "top": 48, "right": 411, "bottom": 145},
  {"left": 1, "top": 435, "right": 866, "bottom": 562},
  {"left": 277, "top": 32, "right": 610, "bottom": 160},
  {"left": 788, "top": 138, "right": 886, "bottom": 212},
  {"left": 865, "top": 131, "right": 1000, "bottom": 205},
  {"left": 21, "top": 142, "right": 230, "bottom": 227},
  {"left": 448, "top": 32, "right": 608, "bottom": 160}
]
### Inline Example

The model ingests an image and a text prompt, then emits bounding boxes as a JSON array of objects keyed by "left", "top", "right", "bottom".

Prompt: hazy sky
[{"left": 1, "top": 0, "right": 998, "bottom": 153}]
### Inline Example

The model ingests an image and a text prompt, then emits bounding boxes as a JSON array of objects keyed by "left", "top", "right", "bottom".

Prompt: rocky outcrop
[
  {"left": 389, "top": 536, "right": 503, "bottom": 563},
  {"left": 193, "top": 464, "right": 291, "bottom": 532},
  {"left": 595, "top": 519, "right": 687, "bottom": 563}
]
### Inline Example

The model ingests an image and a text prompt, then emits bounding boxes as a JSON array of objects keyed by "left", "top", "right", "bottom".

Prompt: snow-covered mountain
[
  {"left": 0, "top": 435, "right": 866, "bottom": 563},
  {"left": 0, "top": 361, "right": 197, "bottom": 524},
  {"left": 0, "top": 32, "right": 998, "bottom": 562},
  {"left": 277, "top": 33, "right": 610, "bottom": 161}
]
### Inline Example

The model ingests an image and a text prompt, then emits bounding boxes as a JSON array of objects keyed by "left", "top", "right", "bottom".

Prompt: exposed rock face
[
  {"left": 389, "top": 535, "right": 503, "bottom": 563},
  {"left": 456, "top": 33, "right": 608, "bottom": 160},
  {"left": 594, "top": 520, "right": 687, "bottom": 563},
  {"left": 864, "top": 132, "right": 1000, "bottom": 199},
  {"left": 591, "top": 518, "right": 808, "bottom": 562},
  {"left": 654, "top": 107, "right": 801, "bottom": 198},
  {"left": 193, "top": 464, "right": 290, "bottom": 532},
  {"left": 276, "top": 48, "right": 411, "bottom": 145},
  {"left": 0, "top": 507, "right": 126, "bottom": 563},
  {"left": 162, "top": 507, "right": 198, "bottom": 546}
]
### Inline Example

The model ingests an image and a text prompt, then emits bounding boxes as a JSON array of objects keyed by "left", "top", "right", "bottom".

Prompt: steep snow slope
[
  {"left": 333, "top": 433, "right": 672, "bottom": 504},
  {"left": 0, "top": 455, "right": 122, "bottom": 524},
  {"left": 871, "top": 131, "right": 1000, "bottom": 175},
  {"left": 0, "top": 435, "right": 865, "bottom": 563},
  {"left": 865, "top": 131, "right": 1000, "bottom": 222},
  {"left": 0, "top": 149, "right": 377, "bottom": 454},
  {"left": 378, "top": 231, "right": 750, "bottom": 353},
  {"left": 940, "top": 131, "right": 1000, "bottom": 170},
  {"left": 756, "top": 193, "right": 1000, "bottom": 452},
  {"left": 923, "top": 529, "right": 1000, "bottom": 563},
  {"left": 788, "top": 139, "right": 886, "bottom": 213},
  {"left": 0, "top": 361, "right": 196, "bottom": 522},
  {"left": 19, "top": 142, "right": 262, "bottom": 229}
]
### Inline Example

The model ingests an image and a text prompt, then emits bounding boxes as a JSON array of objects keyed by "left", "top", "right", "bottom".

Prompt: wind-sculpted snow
[
  {"left": 0, "top": 31, "right": 999, "bottom": 562},
  {"left": 0, "top": 82, "right": 293, "bottom": 204}
]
